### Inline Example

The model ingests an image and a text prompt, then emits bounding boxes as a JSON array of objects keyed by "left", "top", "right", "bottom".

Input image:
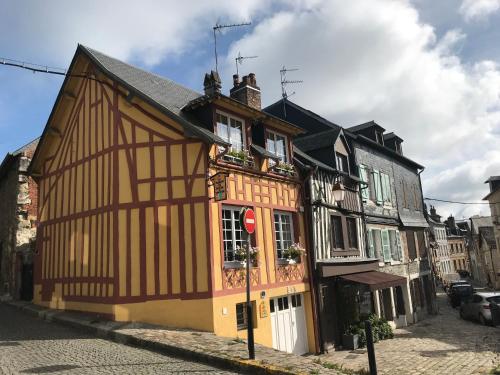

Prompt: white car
[{"left": 460, "top": 292, "right": 500, "bottom": 325}]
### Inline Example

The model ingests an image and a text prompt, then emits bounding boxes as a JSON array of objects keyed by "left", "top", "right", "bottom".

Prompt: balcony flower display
[{"left": 281, "top": 243, "right": 306, "bottom": 264}]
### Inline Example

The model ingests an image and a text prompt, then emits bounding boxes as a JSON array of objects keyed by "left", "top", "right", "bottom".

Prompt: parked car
[
  {"left": 448, "top": 284, "right": 473, "bottom": 308},
  {"left": 460, "top": 292, "right": 500, "bottom": 325},
  {"left": 445, "top": 279, "right": 469, "bottom": 294}
]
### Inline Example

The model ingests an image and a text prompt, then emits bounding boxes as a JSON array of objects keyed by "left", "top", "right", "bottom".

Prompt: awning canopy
[
  {"left": 399, "top": 212, "right": 429, "bottom": 228},
  {"left": 340, "top": 271, "right": 406, "bottom": 291}
]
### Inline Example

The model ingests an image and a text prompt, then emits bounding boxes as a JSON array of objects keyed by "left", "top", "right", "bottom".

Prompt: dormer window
[
  {"left": 375, "top": 131, "right": 384, "bottom": 145},
  {"left": 335, "top": 153, "right": 348, "bottom": 173},
  {"left": 266, "top": 130, "right": 289, "bottom": 164},
  {"left": 216, "top": 112, "right": 244, "bottom": 152},
  {"left": 395, "top": 142, "right": 403, "bottom": 155}
]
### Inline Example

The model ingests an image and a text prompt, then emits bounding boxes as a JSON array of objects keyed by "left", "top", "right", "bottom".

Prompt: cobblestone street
[
  {"left": 0, "top": 304, "right": 236, "bottom": 375},
  {"left": 322, "top": 292, "right": 500, "bottom": 374}
]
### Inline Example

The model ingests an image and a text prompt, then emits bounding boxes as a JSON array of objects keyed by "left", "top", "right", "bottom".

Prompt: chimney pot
[
  {"left": 203, "top": 70, "right": 221, "bottom": 96},
  {"left": 229, "top": 72, "right": 261, "bottom": 110},
  {"left": 233, "top": 74, "right": 240, "bottom": 87}
]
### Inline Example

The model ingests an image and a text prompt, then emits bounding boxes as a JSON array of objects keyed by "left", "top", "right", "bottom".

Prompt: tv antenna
[
  {"left": 280, "top": 66, "right": 303, "bottom": 117},
  {"left": 213, "top": 21, "right": 251, "bottom": 73},
  {"left": 235, "top": 52, "right": 258, "bottom": 76}
]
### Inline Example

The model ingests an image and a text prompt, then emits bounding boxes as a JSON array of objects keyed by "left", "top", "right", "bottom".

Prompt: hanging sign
[
  {"left": 210, "top": 172, "right": 228, "bottom": 201},
  {"left": 240, "top": 207, "right": 256, "bottom": 234}
]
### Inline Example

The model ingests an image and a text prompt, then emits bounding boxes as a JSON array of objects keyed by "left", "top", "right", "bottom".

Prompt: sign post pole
[
  {"left": 240, "top": 207, "right": 256, "bottom": 360},
  {"left": 246, "top": 231, "right": 255, "bottom": 359}
]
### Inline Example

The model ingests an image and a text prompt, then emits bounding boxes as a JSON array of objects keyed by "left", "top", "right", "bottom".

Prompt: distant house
[
  {"left": 483, "top": 176, "right": 500, "bottom": 288},
  {"left": 427, "top": 206, "right": 452, "bottom": 281},
  {"left": 468, "top": 216, "right": 499, "bottom": 288},
  {"left": 443, "top": 215, "right": 470, "bottom": 278},
  {"left": 0, "top": 138, "right": 39, "bottom": 300}
]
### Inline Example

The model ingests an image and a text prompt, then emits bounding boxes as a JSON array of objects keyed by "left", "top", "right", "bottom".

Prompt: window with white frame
[
  {"left": 266, "top": 131, "right": 288, "bottom": 164},
  {"left": 368, "top": 228, "right": 402, "bottom": 262},
  {"left": 216, "top": 112, "right": 244, "bottom": 152},
  {"left": 274, "top": 211, "right": 294, "bottom": 259},
  {"left": 222, "top": 206, "right": 245, "bottom": 261}
]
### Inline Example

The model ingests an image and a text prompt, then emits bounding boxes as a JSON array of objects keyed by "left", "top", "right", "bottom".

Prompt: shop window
[
  {"left": 216, "top": 112, "right": 244, "bottom": 152},
  {"left": 331, "top": 215, "right": 344, "bottom": 250},
  {"left": 346, "top": 217, "right": 358, "bottom": 250},
  {"left": 274, "top": 211, "right": 294, "bottom": 259},
  {"left": 222, "top": 206, "right": 245, "bottom": 262}
]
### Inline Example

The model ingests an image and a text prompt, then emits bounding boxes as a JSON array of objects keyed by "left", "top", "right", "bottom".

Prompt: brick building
[{"left": 0, "top": 138, "right": 39, "bottom": 300}]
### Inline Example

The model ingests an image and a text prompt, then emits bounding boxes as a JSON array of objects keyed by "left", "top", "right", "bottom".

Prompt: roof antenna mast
[
  {"left": 235, "top": 52, "right": 258, "bottom": 76},
  {"left": 213, "top": 21, "right": 251, "bottom": 73},
  {"left": 280, "top": 66, "right": 303, "bottom": 118}
]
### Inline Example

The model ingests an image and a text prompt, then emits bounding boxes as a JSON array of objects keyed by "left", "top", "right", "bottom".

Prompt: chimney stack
[
  {"left": 230, "top": 72, "right": 261, "bottom": 110},
  {"left": 203, "top": 70, "right": 221, "bottom": 96}
]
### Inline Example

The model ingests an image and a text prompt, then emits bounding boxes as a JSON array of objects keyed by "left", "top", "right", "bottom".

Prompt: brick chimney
[
  {"left": 203, "top": 70, "right": 221, "bottom": 96},
  {"left": 230, "top": 73, "right": 261, "bottom": 110}
]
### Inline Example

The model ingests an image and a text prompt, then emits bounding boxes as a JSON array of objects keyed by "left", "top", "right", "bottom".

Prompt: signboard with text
[{"left": 210, "top": 172, "right": 228, "bottom": 201}]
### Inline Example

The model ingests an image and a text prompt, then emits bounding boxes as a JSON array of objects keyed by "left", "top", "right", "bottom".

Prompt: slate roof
[
  {"left": 383, "top": 132, "right": 403, "bottom": 142},
  {"left": 81, "top": 45, "right": 228, "bottom": 145},
  {"left": 293, "top": 146, "right": 337, "bottom": 173},
  {"left": 470, "top": 216, "right": 493, "bottom": 234},
  {"left": 0, "top": 138, "right": 40, "bottom": 181},
  {"left": 293, "top": 128, "right": 341, "bottom": 152},
  {"left": 485, "top": 176, "right": 500, "bottom": 183},
  {"left": 347, "top": 120, "right": 385, "bottom": 133}
]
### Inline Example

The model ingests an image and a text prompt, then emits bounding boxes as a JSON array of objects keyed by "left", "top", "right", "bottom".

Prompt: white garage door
[{"left": 270, "top": 294, "right": 308, "bottom": 355}]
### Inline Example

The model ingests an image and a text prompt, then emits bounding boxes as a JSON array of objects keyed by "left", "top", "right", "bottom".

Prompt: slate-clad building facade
[{"left": 347, "top": 121, "right": 435, "bottom": 325}]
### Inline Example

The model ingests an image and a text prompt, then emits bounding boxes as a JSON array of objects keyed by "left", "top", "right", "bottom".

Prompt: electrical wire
[{"left": 424, "top": 197, "right": 490, "bottom": 205}]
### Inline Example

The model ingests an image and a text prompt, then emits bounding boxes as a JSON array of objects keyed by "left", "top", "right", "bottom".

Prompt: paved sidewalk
[
  {"left": 4, "top": 301, "right": 342, "bottom": 375},
  {"left": 321, "top": 293, "right": 500, "bottom": 375}
]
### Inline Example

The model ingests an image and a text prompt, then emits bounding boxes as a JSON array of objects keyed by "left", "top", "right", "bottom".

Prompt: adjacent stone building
[
  {"left": 0, "top": 138, "right": 39, "bottom": 300},
  {"left": 427, "top": 206, "right": 451, "bottom": 281},
  {"left": 444, "top": 215, "right": 469, "bottom": 277},
  {"left": 483, "top": 176, "right": 500, "bottom": 288},
  {"left": 469, "top": 216, "right": 498, "bottom": 288}
]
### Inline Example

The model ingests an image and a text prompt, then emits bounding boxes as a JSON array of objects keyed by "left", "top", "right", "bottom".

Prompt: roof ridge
[{"left": 79, "top": 45, "right": 202, "bottom": 96}]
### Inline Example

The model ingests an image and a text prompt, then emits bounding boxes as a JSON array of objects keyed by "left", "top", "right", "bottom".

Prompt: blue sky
[{"left": 1, "top": 0, "right": 499, "bottom": 219}]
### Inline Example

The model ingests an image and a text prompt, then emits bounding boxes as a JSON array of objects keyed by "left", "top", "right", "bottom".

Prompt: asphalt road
[{"left": 0, "top": 303, "right": 237, "bottom": 374}]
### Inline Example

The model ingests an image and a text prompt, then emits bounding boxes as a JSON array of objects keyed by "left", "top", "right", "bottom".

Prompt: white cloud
[
  {"left": 0, "top": 0, "right": 269, "bottom": 66},
  {"left": 459, "top": 0, "right": 500, "bottom": 22},
  {"left": 221, "top": 0, "right": 500, "bottom": 218}
]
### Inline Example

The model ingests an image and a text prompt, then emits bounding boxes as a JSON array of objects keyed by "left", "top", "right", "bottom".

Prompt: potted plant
[
  {"left": 279, "top": 243, "right": 306, "bottom": 265},
  {"left": 223, "top": 149, "right": 254, "bottom": 167},
  {"left": 273, "top": 161, "right": 295, "bottom": 176},
  {"left": 342, "top": 324, "right": 360, "bottom": 350},
  {"left": 234, "top": 245, "right": 259, "bottom": 267}
]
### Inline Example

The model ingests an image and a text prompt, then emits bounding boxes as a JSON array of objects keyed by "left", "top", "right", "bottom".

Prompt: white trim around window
[
  {"left": 221, "top": 205, "right": 245, "bottom": 262},
  {"left": 215, "top": 111, "right": 246, "bottom": 152},
  {"left": 274, "top": 211, "right": 294, "bottom": 259},
  {"left": 266, "top": 130, "right": 289, "bottom": 164}
]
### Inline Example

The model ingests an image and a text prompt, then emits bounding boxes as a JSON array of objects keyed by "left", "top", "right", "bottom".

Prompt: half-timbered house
[{"left": 29, "top": 45, "right": 317, "bottom": 354}]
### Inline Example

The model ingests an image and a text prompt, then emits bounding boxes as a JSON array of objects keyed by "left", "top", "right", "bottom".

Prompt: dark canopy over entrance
[{"left": 340, "top": 271, "right": 406, "bottom": 291}]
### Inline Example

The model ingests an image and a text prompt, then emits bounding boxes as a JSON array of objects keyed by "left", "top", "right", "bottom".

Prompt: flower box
[
  {"left": 224, "top": 260, "right": 245, "bottom": 269},
  {"left": 277, "top": 258, "right": 297, "bottom": 266},
  {"left": 222, "top": 150, "right": 254, "bottom": 168}
]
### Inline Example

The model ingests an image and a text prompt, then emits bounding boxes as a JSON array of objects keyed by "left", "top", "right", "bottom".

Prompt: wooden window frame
[
  {"left": 330, "top": 214, "right": 359, "bottom": 257},
  {"left": 215, "top": 110, "right": 246, "bottom": 152},
  {"left": 265, "top": 129, "right": 290, "bottom": 164},
  {"left": 274, "top": 211, "right": 294, "bottom": 259},
  {"left": 221, "top": 205, "right": 245, "bottom": 262}
]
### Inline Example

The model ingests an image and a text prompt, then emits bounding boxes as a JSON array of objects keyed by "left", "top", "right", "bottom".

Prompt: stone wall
[{"left": 0, "top": 139, "right": 38, "bottom": 299}]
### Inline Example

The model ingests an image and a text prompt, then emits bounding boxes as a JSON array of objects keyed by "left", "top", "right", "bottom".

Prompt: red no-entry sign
[{"left": 240, "top": 207, "right": 255, "bottom": 234}]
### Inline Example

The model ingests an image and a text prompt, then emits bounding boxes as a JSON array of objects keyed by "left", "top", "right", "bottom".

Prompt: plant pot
[
  {"left": 224, "top": 260, "right": 245, "bottom": 269},
  {"left": 342, "top": 334, "right": 359, "bottom": 350},
  {"left": 277, "top": 258, "right": 296, "bottom": 266}
]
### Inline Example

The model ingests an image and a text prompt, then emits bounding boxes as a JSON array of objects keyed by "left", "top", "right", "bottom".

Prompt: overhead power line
[
  {"left": 424, "top": 197, "right": 490, "bottom": 205},
  {"left": 1, "top": 57, "right": 67, "bottom": 76}
]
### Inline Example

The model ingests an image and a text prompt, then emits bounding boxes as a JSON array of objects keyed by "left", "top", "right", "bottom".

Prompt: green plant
[
  {"left": 234, "top": 245, "right": 259, "bottom": 263},
  {"left": 282, "top": 243, "right": 306, "bottom": 260},
  {"left": 276, "top": 161, "right": 295, "bottom": 173}
]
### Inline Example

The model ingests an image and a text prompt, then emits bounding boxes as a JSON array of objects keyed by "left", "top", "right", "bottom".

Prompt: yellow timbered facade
[{"left": 30, "top": 45, "right": 317, "bottom": 354}]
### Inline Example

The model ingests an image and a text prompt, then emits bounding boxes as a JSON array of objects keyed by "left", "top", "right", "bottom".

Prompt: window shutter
[
  {"left": 367, "top": 229, "right": 375, "bottom": 258},
  {"left": 383, "top": 174, "right": 391, "bottom": 203},
  {"left": 381, "top": 230, "right": 391, "bottom": 262},
  {"left": 373, "top": 170, "right": 382, "bottom": 204},
  {"left": 396, "top": 230, "right": 403, "bottom": 261},
  {"left": 359, "top": 165, "right": 369, "bottom": 201}
]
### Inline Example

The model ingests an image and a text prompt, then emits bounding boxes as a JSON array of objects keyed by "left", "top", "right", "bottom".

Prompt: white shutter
[
  {"left": 359, "top": 165, "right": 369, "bottom": 201},
  {"left": 373, "top": 170, "right": 382, "bottom": 204},
  {"left": 396, "top": 230, "right": 403, "bottom": 261},
  {"left": 381, "top": 230, "right": 391, "bottom": 262}
]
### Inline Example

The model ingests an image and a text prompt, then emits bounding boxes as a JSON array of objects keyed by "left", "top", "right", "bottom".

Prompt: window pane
[
  {"left": 278, "top": 298, "right": 283, "bottom": 311},
  {"left": 236, "top": 303, "right": 247, "bottom": 330},
  {"left": 275, "top": 135, "right": 286, "bottom": 162},
  {"left": 274, "top": 212, "right": 294, "bottom": 259},
  {"left": 217, "top": 122, "right": 229, "bottom": 143},
  {"left": 230, "top": 124, "right": 243, "bottom": 152},
  {"left": 270, "top": 299, "right": 275, "bottom": 313},
  {"left": 347, "top": 218, "right": 358, "bottom": 249},
  {"left": 283, "top": 296, "right": 289, "bottom": 310},
  {"left": 331, "top": 216, "right": 344, "bottom": 250}
]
